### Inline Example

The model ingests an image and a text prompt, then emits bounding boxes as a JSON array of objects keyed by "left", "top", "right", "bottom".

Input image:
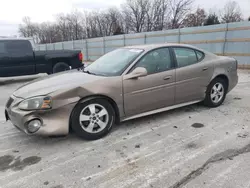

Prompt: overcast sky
[{"left": 0, "top": 0, "right": 249, "bottom": 36}]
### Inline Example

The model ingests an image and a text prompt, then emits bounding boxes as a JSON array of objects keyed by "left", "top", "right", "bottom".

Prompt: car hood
[{"left": 13, "top": 70, "right": 104, "bottom": 98}]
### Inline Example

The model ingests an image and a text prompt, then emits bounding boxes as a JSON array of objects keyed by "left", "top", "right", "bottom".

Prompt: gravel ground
[{"left": 0, "top": 71, "right": 249, "bottom": 188}]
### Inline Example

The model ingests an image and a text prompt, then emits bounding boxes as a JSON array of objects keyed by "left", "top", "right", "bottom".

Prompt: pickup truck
[{"left": 0, "top": 38, "right": 83, "bottom": 77}]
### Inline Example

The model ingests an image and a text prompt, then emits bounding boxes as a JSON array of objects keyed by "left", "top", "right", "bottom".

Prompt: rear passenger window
[
  {"left": 196, "top": 51, "right": 204, "bottom": 61},
  {"left": 173, "top": 48, "right": 198, "bottom": 68},
  {"left": 6, "top": 40, "right": 32, "bottom": 54}
]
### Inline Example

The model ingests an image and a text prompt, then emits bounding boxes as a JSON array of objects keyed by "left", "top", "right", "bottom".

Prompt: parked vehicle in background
[
  {"left": 0, "top": 38, "right": 83, "bottom": 77},
  {"left": 5, "top": 43, "right": 238, "bottom": 140}
]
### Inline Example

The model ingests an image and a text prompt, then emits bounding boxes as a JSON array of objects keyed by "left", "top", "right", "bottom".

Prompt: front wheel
[
  {"left": 71, "top": 98, "right": 115, "bottom": 140},
  {"left": 204, "top": 78, "right": 227, "bottom": 107}
]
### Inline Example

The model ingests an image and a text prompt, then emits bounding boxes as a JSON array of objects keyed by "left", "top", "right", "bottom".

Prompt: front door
[
  {"left": 123, "top": 47, "right": 176, "bottom": 117},
  {"left": 173, "top": 47, "right": 214, "bottom": 104}
]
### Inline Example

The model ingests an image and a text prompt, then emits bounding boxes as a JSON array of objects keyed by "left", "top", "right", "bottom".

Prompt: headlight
[{"left": 18, "top": 96, "right": 52, "bottom": 110}]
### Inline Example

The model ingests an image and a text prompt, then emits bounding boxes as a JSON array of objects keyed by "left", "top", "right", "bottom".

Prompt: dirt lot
[{"left": 0, "top": 71, "right": 250, "bottom": 188}]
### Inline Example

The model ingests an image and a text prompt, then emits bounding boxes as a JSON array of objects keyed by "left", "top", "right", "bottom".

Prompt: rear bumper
[{"left": 228, "top": 73, "right": 238, "bottom": 93}]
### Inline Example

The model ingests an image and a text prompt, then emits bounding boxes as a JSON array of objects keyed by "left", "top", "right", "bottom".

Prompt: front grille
[{"left": 6, "top": 97, "right": 14, "bottom": 108}]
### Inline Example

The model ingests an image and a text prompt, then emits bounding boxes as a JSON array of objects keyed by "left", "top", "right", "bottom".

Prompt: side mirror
[{"left": 124, "top": 67, "right": 148, "bottom": 80}]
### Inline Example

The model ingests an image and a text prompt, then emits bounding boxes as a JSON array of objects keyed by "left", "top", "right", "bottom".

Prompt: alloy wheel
[
  {"left": 79, "top": 104, "right": 109, "bottom": 133},
  {"left": 210, "top": 83, "right": 224, "bottom": 104}
]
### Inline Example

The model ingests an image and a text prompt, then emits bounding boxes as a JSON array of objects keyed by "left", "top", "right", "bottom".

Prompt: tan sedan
[{"left": 5, "top": 43, "right": 238, "bottom": 140}]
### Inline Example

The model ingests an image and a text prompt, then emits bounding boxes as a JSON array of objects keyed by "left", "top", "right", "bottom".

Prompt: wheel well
[
  {"left": 213, "top": 74, "right": 229, "bottom": 91},
  {"left": 69, "top": 95, "right": 120, "bottom": 129},
  {"left": 52, "top": 58, "right": 71, "bottom": 67}
]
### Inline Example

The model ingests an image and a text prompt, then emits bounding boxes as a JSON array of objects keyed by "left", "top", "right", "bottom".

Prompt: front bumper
[{"left": 5, "top": 95, "right": 76, "bottom": 136}]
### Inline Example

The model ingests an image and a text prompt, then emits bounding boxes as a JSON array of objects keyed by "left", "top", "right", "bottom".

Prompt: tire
[
  {"left": 71, "top": 98, "right": 115, "bottom": 140},
  {"left": 53, "top": 62, "right": 70, "bottom": 73},
  {"left": 204, "top": 78, "right": 227, "bottom": 107}
]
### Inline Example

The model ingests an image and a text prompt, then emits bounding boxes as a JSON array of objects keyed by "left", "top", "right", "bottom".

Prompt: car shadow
[
  {"left": 14, "top": 133, "right": 84, "bottom": 149},
  {"left": 116, "top": 97, "right": 233, "bottom": 132},
  {"left": 115, "top": 103, "right": 209, "bottom": 130}
]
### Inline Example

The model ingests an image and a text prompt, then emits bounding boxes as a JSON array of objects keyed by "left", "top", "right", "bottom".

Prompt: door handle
[
  {"left": 202, "top": 67, "right": 208, "bottom": 71},
  {"left": 163, "top": 76, "right": 172, "bottom": 80}
]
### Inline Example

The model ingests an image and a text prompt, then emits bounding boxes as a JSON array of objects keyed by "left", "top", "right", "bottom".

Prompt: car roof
[
  {"left": 0, "top": 38, "right": 29, "bottom": 41},
  {"left": 123, "top": 43, "right": 200, "bottom": 50},
  {"left": 123, "top": 43, "right": 217, "bottom": 56}
]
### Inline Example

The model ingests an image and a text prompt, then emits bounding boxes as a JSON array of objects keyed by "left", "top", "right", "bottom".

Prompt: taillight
[{"left": 78, "top": 52, "right": 83, "bottom": 62}]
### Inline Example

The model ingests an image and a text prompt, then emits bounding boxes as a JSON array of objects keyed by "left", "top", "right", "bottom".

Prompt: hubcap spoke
[
  {"left": 217, "top": 84, "right": 222, "bottom": 91},
  {"left": 96, "top": 120, "right": 107, "bottom": 129},
  {"left": 214, "top": 95, "right": 219, "bottom": 102},
  {"left": 97, "top": 109, "right": 108, "bottom": 117},
  {"left": 88, "top": 104, "right": 96, "bottom": 114},
  {"left": 86, "top": 122, "right": 95, "bottom": 132},
  {"left": 211, "top": 92, "right": 216, "bottom": 99},
  {"left": 80, "top": 114, "right": 90, "bottom": 121},
  {"left": 212, "top": 86, "right": 217, "bottom": 91}
]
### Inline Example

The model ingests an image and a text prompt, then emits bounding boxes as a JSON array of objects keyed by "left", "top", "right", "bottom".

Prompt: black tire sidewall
[
  {"left": 204, "top": 78, "right": 227, "bottom": 107},
  {"left": 71, "top": 98, "right": 115, "bottom": 140},
  {"left": 53, "top": 62, "right": 70, "bottom": 73}
]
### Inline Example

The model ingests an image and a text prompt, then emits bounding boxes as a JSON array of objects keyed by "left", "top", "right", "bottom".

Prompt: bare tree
[
  {"left": 18, "top": 17, "right": 38, "bottom": 38},
  {"left": 19, "top": 12, "right": 86, "bottom": 43},
  {"left": 122, "top": 0, "right": 151, "bottom": 33},
  {"left": 113, "top": 26, "right": 125, "bottom": 35},
  {"left": 36, "top": 22, "right": 61, "bottom": 44},
  {"left": 183, "top": 8, "right": 207, "bottom": 27},
  {"left": 221, "top": 1, "right": 243, "bottom": 23},
  {"left": 145, "top": 0, "right": 171, "bottom": 31},
  {"left": 84, "top": 11, "right": 103, "bottom": 38},
  {"left": 169, "top": 0, "right": 194, "bottom": 29},
  {"left": 67, "top": 10, "right": 84, "bottom": 40},
  {"left": 106, "top": 8, "right": 124, "bottom": 35},
  {"left": 56, "top": 14, "right": 71, "bottom": 41},
  {"left": 17, "top": 0, "right": 203, "bottom": 43},
  {"left": 92, "top": 10, "right": 115, "bottom": 37}
]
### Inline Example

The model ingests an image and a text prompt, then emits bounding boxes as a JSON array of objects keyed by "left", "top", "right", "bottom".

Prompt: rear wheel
[
  {"left": 71, "top": 98, "right": 115, "bottom": 140},
  {"left": 204, "top": 78, "right": 227, "bottom": 107},
  {"left": 53, "top": 62, "right": 70, "bottom": 73}
]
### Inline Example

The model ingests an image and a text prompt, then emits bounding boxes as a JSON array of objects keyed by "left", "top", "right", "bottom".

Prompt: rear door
[
  {"left": 4, "top": 40, "right": 35, "bottom": 76},
  {"left": 123, "top": 47, "right": 176, "bottom": 116},
  {"left": 173, "top": 47, "right": 214, "bottom": 104}
]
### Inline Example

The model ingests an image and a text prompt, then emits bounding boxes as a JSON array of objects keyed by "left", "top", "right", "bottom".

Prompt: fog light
[{"left": 27, "top": 119, "right": 41, "bottom": 133}]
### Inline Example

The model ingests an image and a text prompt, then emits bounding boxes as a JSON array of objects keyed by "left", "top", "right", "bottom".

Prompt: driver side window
[{"left": 133, "top": 48, "right": 172, "bottom": 75}]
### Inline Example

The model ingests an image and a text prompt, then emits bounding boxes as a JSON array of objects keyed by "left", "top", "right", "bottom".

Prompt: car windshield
[{"left": 84, "top": 48, "right": 144, "bottom": 76}]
